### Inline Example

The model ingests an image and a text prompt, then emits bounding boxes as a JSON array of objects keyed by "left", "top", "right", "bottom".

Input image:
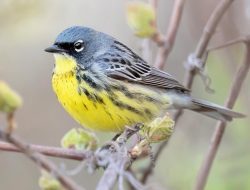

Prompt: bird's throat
[{"left": 53, "top": 54, "right": 77, "bottom": 74}]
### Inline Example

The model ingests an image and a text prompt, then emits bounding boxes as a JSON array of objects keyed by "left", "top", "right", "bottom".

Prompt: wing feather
[{"left": 96, "top": 40, "right": 189, "bottom": 92}]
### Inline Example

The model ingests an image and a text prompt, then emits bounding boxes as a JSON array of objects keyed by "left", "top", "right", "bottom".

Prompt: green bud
[
  {"left": 61, "top": 128, "right": 98, "bottom": 150},
  {"left": 126, "top": 1, "right": 157, "bottom": 38},
  {"left": 142, "top": 115, "right": 175, "bottom": 143},
  {"left": 38, "top": 170, "right": 63, "bottom": 190},
  {"left": 0, "top": 81, "right": 22, "bottom": 113},
  {"left": 148, "top": 115, "right": 174, "bottom": 143}
]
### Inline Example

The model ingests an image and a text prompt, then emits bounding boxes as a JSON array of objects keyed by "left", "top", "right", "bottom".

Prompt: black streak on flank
[
  {"left": 93, "top": 94, "right": 105, "bottom": 104},
  {"left": 79, "top": 87, "right": 97, "bottom": 109},
  {"left": 82, "top": 74, "right": 102, "bottom": 90},
  {"left": 112, "top": 85, "right": 135, "bottom": 99},
  {"left": 110, "top": 84, "right": 159, "bottom": 104},
  {"left": 144, "top": 108, "right": 153, "bottom": 118},
  {"left": 83, "top": 102, "right": 88, "bottom": 110},
  {"left": 104, "top": 109, "right": 114, "bottom": 120},
  {"left": 76, "top": 68, "right": 103, "bottom": 91},
  {"left": 143, "top": 95, "right": 162, "bottom": 105},
  {"left": 76, "top": 75, "right": 81, "bottom": 82},
  {"left": 108, "top": 96, "right": 141, "bottom": 115},
  {"left": 81, "top": 87, "right": 91, "bottom": 98},
  {"left": 79, "top": 87, "right": 105, "bottom": 105},
  {"left": 111, "top": 84, "right": 127, "bottom": 92},
  {"left": 77, "top": 87, "right": 82, "bottom": 95}
]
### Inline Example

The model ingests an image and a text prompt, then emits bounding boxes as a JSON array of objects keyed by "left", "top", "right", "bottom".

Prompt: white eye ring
[{"left": 74, "top": 40, "right": 84, "bottom": 52}]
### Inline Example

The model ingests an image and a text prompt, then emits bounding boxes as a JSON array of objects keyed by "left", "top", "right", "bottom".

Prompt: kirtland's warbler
[{"left": 45, "top": 26, "right": 244, "bottom": 132}]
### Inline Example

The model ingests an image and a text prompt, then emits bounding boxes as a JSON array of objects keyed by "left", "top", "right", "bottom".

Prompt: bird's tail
[{"left": 189, "top": 98, "right": 245, "bottom": 122}]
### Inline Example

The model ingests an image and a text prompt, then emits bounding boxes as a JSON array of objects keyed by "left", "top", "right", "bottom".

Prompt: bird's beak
[{"left": 44, "top": 45, "right": 66, "bottom": 54}]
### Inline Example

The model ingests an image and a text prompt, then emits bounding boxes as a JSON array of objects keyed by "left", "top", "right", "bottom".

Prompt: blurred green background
[{"left": 0, "top": 0, "right": 249, "bottom": 189}]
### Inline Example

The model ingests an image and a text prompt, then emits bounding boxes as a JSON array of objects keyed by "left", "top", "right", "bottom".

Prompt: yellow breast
[{"left": 51, "top": 54, "right": 170, "bottom": 132}]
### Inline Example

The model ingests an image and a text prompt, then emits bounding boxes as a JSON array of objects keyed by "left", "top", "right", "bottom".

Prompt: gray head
[{"left": 45, "top": 26, "right": 114, "bottom": 64}]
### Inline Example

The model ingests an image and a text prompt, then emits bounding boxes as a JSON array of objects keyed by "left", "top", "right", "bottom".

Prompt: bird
[{"left": 45, "top": 26, "right": 245, "bottom": 132}]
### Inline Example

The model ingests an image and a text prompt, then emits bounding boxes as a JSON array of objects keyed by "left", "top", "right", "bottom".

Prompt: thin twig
[
  {"left": 194, "top": 41, "right": 250, "bottom": 190},
  {"left": 154, "top": 0, "right": 186, "bottom": 69},
  {"left": 96, "top": 164, "right": 118, "bottom": 190},
  {"left": 0, "top": 124, "right": 145, "bottom": 190},
  {"left": 140, "top": 39, "right": 152, "bottom": 63},
  {"left": 141, "top": 0, "right": 235, "bottom": 183},
  {"left": 123, "top": 171, "right": 145, "bottom": 190},
  {"left": 148, "top": 0, "right": 165, "bottom": 47},
  {"left": 183, "top": 0, "right": 235, "bottom": 90},
  {"left": 96, "top": 126, "right": 145, "bottom": 190},
  {"left": 207, "top": 35, "right": 250, "bottom": 52},
  {"left": 6, "top": 112, "right": 15, "bottom": 134},
  {"left": 140, "top": 115, "right": 180, "bottom": 183},
  {"left": 0, "top": 130, "right": 84, "bottom": 190},
  {"left": 0, "top": 141, "right": 89, "bottom": 161},
  {"left": 140, "top": 0, "right": 159, "bottom": 63}
]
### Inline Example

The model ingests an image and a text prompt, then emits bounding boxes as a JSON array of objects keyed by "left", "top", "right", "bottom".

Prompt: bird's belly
[{"left": 52, "top": 72, "right": 170, "bottom": 132}]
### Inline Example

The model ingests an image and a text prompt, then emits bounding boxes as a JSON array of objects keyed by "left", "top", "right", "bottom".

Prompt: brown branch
[
  {"left": 194, "top": 0, "right": 234, "bottom": 59},
  {"left": 154, "top": 0, "right": 186, "bottom": 69},
  {"left": 0, "top": 130, "right": 84, "bottom": 190},
  {"left": 194, "top": 41, "right": 250, "bottom": 190},
  {"left": 140, "top": 141, "right": 164, "bottom": 183},
  {"left": 96, "top": 164, "right": 117, "bottom": 190},
  {"left": 140, "top": 39, "right": 152, "bottom": 63},
  {"left": 183, "top": 0, "right": 235, "bottom": 90},
  {"left": 95, "top": 125, "right": 145, "bottom": 190},
  {"left": 140, "top": 0, "right": 159, "bottom": 63},
  {"left": 207, "top": 35, "right": 250, "bottom": 52},
  {"left": 6, "top": 112, "right": 15, "bottom": 134},
  {"left": 141, "top": 0, "right": 235, "bottom": 183},
  {"left": 140, "top": 115, "right": 181, "bottom": 183},
  {"left": 0, "top": 125, "right": 146, "bottom": 190},
  {"left": 0, "top": 125, "right": 142, "bottom": 162},
  {"left": 0, "top": 141, "right": 89, "bottom": 161}
]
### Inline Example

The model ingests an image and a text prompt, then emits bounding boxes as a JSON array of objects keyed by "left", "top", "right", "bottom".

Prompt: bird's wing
[{"left": 96, "top": 40, "right": 189, "bottom": 92}]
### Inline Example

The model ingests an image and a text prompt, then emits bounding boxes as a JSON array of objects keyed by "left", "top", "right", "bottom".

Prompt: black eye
[{"left": 74, "top": 40, "right": 84, "bottom": 52}]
